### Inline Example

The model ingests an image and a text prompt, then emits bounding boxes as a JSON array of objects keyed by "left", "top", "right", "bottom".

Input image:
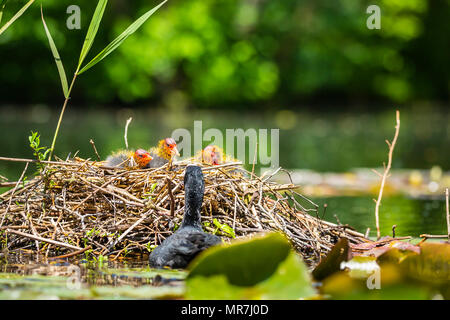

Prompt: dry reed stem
[
  {"left": 124, "top": 117, "right": 133, "bottom": 150},
  {"left": 374, "top": 110, "right": 400, "bottom": 240},
  {"left": 89, "top": 139, "right": 101, "bottom": 160}
]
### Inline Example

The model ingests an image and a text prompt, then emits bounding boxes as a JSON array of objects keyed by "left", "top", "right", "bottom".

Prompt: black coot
[{"left": 149, "top": 165, "right": 221, "bottom": 269}]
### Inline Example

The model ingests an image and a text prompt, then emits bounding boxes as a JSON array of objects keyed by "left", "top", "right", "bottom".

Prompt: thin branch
[
  {"left": 251, "top": 141, "right": 258, "bottom": 177},
  {"left": 89, "top": 139, "right": 101, "bottom": 160},
  {"left": 420, "top": 234, "right": 448, "bottom": 239},
  {"left": 124, "top": 117, "right": 132, "bottom": 150},
  {"left": 48, "top": 70, "right": 79, "bottom": 160},
  {"left": 365, "top": 228, "right": 370, "bottom": 238},
  {"left": 48, "top": 245, "right": 92, "bottom": 260},
  {"left": 6, "top": 228, "right": 83, "bottom": 251},
  {"left": 371, "top": 169, "right": 383, "bottom": 178},
  {"left": 0, "top": 162, "right": 29, "bottom": 228},
  {"left": 107, "top": 210, "right": 153, "bottom": 253},
  {"left": 166, "top": 178, "right": 175, "bottom": 217}
]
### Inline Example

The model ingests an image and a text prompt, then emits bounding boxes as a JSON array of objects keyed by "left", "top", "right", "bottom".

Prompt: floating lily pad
[
  {"left": 401, "top": 242, "right": 450, "bottom": 286},
  {"left": 188, "top": 232, "right": 292, "bottom": 286},
  {"left": 186, "top": 232, "right": 315, "bottom": 299}
]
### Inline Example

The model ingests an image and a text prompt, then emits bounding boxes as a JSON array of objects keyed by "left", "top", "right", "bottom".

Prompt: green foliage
[
  {"left": 186, "top": 232, "right": 315, "bottom": 299},
  {"left": 146, "top": 242, "right": 157, "bottom": 252},
  {"left": 78, "top": 0, "right": 168, "bottom": 75},
  {"left": 399, "top": 242, "right": 450, "bottom": 287},
  {"left": 28, "top": 131, "right": 51, "bottom": 170},
  {"left": 40, "top": 6, "right": 68, "bottom": 98},
  {"left": 212, "top": 218, "right": 236, "bottom": 238},
  {"left": 187, "top": 232, "right": 292, "bottom": 286},
  {"left": 77, "top": 0, "right": 108, "bottom": 70},
  {"left": 41, "top": 0, "right": 167, "bottom": 159},
  {"left": 1, "top": 0, "right": 448, "bottom": 106},
  {"left": 321, "top": 241, "right": 450, "bottom": 299},
  {"left": 0, "top": 0, "right": 7, "bottom": 24}
]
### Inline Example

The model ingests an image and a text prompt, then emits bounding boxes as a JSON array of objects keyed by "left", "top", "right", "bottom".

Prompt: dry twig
[
  {"left": 374, "top": 110, "right": 400, "bottom": 240},
  {"left": 0, "top": 155, "right": 368, "bottom": 266}
]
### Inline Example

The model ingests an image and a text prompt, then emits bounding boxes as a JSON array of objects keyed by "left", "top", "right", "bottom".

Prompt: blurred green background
[
  {"left": 0, "top": 0, "right": 448, "bottom": 170},
  {"left": 0, "top": 0, "right": 449, "bottom": 106}
]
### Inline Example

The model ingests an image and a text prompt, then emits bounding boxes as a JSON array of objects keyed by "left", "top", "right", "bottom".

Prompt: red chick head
[{"left": 133, "top": 149, "right": 153, "bottom": 168}]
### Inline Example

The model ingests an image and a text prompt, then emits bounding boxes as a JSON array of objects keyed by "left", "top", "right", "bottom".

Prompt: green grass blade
[
  {"left": 77, "top": 0, "right": 108, "bottom": 69},
  {"left": 41, "top": 6, "right": 69, "bottom": 98},
  {"left": 0, "top": 0, "right": 8, "bottom": 25},
  {"left": 77, "top": 0, "right": 167, "bottom": 75},
  {"left": 0, "top": 0, "right": 34, "bottom": 36}
]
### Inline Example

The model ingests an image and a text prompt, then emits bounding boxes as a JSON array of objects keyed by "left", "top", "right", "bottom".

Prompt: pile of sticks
[{"left": 0, "top": 157, "right": 368, "bottom": 265}]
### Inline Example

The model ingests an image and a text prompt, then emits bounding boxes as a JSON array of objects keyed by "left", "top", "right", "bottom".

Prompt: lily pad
[
  {"left": 185, "top": 232, "right": 315, "bottom": 299},
  {"left": 401, "top": 242, "right": 450, "bottom": 286},
  {"left": 187, "top": 232, "right": 291, "bottom": 286}
]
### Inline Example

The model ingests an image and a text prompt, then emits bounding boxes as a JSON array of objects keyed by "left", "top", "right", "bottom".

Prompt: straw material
[{"left": 0, "top": 157, "right": 368, "bottom": 266}]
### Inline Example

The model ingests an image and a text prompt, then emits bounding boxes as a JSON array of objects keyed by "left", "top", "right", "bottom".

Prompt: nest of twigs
[{"left": 0, "top": 157, "right": 368, "bottom": 266}]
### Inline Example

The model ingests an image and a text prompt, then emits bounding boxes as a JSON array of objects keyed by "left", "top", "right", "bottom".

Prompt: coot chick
[
  {"left": 195, "top": 145, "right": 223, "bottom": 165},
  {"left": 195, "top": 145, "right": 247, "bottom": 177},
  {"left": 195, "top": 145, "right": 239, "bottom": 165},
  {"left": 149, "top": 166, "right": 221, "bottom": 269},
  {"left": 105, "top": 149, "right": 153, "bottom": 169}
]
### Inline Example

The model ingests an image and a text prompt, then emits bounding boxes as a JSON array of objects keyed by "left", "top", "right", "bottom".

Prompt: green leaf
[
  {"left": 0, "top": 0, "right": 34, "bottom": 36},
  {"left": 186, "top": 233, "right": 315, "bottom": 299},
  {"left": 40, "top": 6, "right": 69, "bottom": 98},
  {"left": 77, "top": 0, "right": 167, "bottom": 75},
  {"left": 77, "top": 0, "right": 108, "bottom": 69},
  {"left": 400, "top": 242, "right": 450, "bottom": 286},
  {"left": 321, "top": 270, "right": 431, "bottom": 300},
  {"left": 255, "top": 252, "right": 316, "bottom": 299},
  {"left": 187, "top": 232, "right": 291, "bottom": 286},
  {"left": 212, "top": 218, "right": 235, "bottom": 238}
]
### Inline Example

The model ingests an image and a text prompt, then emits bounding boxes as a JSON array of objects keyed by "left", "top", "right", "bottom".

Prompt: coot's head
[{"left": 184, "top": 165, "right": 205, "bottom": 205}]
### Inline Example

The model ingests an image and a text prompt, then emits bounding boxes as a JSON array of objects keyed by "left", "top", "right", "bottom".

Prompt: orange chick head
[
  {"left": 134, "top": 149, "right": 153, "bottom": 168},
  {"left": 162, "top": 137, "right": 180, "bottom": 158}
]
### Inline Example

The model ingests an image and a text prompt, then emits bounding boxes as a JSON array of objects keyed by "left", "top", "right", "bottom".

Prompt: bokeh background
[{"left": 0, "top": 0, "right": 449, "bottom": 236}]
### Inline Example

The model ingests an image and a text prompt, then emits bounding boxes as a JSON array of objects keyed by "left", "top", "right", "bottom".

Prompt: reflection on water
[
  {"left": 311, "top": 196, "right": 447, "bottom": 238},
  {"left": 0, "top": 107, "right": 448, "bottom": 179},
  {"left": 0, "top": 251, "right": 186, "bottom": 299}
]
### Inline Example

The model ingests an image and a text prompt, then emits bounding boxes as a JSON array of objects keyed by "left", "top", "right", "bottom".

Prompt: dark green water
[
  {"left": 0, "top": 106, "right": 448, "bottom": 176},
  {"left": 0, "top": 106, "right": 448, "bottom": 242},
  {"left": 313, "top": 196, "right": 447, "bottom": 238}
]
